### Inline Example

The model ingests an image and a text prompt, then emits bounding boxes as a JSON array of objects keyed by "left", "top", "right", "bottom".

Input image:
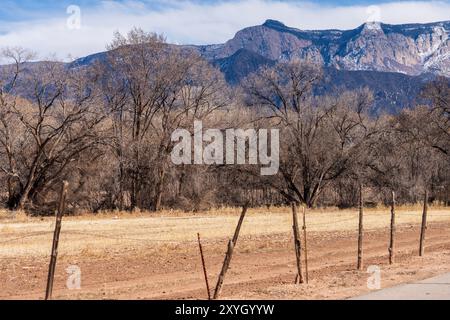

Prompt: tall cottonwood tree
[
  {"left": 104, "top": 29, "right": 166, "bottom": 209},
  {"left": 421, "top": 77, "right": 450, "bottom": 157},
  {"left": 0, "top": 48, "right": 35, "bottom": 208},
  {"left": 0, "top": 49, "right": 108, "bottom": 210},
  {"left": 245, "top": 61, "right": 377, "bottom": 207},
  {"left": 103, "top": 28, "right": 227, "bottom": 211}
]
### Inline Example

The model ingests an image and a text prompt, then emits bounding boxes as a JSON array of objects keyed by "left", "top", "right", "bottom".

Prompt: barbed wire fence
[{"left": 1, "top": 191, "right": 450, "bottom": 299}]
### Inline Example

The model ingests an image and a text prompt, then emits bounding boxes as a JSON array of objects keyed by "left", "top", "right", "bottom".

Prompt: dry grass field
[{"left": 1, "top": 205, "right": 450, "bottom": 300}]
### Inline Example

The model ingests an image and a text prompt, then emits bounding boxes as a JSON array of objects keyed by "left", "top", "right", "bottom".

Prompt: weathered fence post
[
  {"left": 389, "top": 191, "right": 396, "bottom": 264},
  {"left": 45, "top": 181, "right": 69, "bottom": 300},
  {"left": 357, "top": 184, "right": 364, "bottom": 270},
  {"left": 419, "top": 190, "right": 428, "bottom": 257},
  {"left": 213, "top": 240, "right": 234, "bottom": 300},
  {"left": 197, "top": 233, "right": 211, "bottom": 300},
  {"left": 292, "top": 202, "right": 304, "bottom": 284},
  {"left": 213, "top": 205, "right": 247, "bottom": 300},
  {"left": 302, "top": 206, "right": 309, "bottom": 283},
  {"left": 232, "top": 204, "right": 248, "bottom": 246}
]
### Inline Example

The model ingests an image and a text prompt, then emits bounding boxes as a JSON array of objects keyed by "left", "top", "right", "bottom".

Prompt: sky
[{"left": 0, "top": 0, "right": 449, "bottom": 61}]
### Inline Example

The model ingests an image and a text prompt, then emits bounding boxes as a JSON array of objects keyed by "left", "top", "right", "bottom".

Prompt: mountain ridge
[
  {"left": 194, "top": 19, "right": 450, "bottom": 77},
  {"left": 2, "top": 20, "right": 449, "bottom": 114}
]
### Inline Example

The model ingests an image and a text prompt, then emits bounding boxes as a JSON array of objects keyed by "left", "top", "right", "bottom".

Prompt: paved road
[{"left": 352, "top": 273, "right": 450, "bottom": 300}]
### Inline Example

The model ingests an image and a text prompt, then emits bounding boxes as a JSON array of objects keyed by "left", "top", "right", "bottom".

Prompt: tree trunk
[
  {"left": 7, "top": 177, "right": 22, "bottom": 209},
  {"left": 131, "top": 112, "right": 141, "bottom": 211},
  {"left": 118, "top": 160, "right": 124, "bottom": 211},
  {"left": 152, "top": 164, "right": 166, "bottom": 212},
  {"left": 16, "top": 170, "right": 37, "bottom": 210}
]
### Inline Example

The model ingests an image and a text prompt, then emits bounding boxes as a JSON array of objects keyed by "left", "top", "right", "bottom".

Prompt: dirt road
[{"left": 1, "top": 207, "right": 450, "bottom": 300}]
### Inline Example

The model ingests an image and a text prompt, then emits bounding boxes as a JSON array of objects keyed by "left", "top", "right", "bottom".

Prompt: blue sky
[
  {"left": 0, "top": 0, "right": 449, "bottom": 61},
  {"left": 0, "top": 0, "right": 426, "bottom": 21}
]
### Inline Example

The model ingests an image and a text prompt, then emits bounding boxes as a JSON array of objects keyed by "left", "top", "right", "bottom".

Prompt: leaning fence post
[
  {"left": 419, "top": 189, "right": 428, "bottom": 257},
  {"left": 292, "top": 202, "right": 304, "bottom": 284},
  {"left": 357, "top": 184, "right": 364, "bottom": 270},
  {"left": 232, "top": 204, "right": 248, "bottom": 246},
  {"left": 389, "top": 191, "right": 396, "bottom": 264},
  {"left": 213, "top": 240, "right": 234, "bottom": 300},
  {"left": 45, "top": 181, "right": 69, "bottom": 300},
  {"left": 213, "top": 204, "right": 248, "bottom": 300}
]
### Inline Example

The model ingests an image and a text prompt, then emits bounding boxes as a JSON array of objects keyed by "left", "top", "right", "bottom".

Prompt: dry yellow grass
[
  {"left": 0, "top": 209, "right": 29, "bottom": 223},
  {"left": 1, "top": 205, "right": 450, "bottom": 259}
]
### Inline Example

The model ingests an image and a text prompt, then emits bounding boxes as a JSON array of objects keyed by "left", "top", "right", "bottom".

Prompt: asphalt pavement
[{"left": 351, "top": 273, "right": 450, "bottom": 300}]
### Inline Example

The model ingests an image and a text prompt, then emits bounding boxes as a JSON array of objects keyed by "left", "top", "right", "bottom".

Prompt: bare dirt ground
[{"left": 1, "top": 206, "right": 450, "bottom": 300}]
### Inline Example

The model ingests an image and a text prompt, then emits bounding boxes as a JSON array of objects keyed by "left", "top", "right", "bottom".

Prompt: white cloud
[{"left": 0, "top": 0, "right": 449, "bottom": 61}]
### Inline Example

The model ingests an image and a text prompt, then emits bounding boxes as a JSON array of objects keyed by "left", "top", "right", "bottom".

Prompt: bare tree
[
  {"left": 0, "top": 51, "right": 108, "bottom": 210},
  {"left": 103, "top": 28, "right": 228, "bottom": 211},
  {"left": 0, "top": 47, "right": 35, "bottom": 208},
  {"left": 245, "top": 61, "right": 377, "bottom": 207},
  {"left": 421, "top": 77, "right": 450, "bottom": 157}
]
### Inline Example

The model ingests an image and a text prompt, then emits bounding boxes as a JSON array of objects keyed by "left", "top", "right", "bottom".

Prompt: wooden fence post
[
  {"left": 232, "top": 204, "right": 248, "bottom": 246},
  {"left": 389, "top": 191, "right": 396, "bottom": 265},
  {"left": 213, "top": 240, "right": 234, "bottom": 300},
  {"left": 302, "top": 206, "right": 309, "bottom": 283},
  {"left": 419, "top": 190, "right": 428, "bottom": 257},
  {"left": 357, "top": 184, "right": 364, "bottom": 270},
  {"left": 45, "top": 181, "right": 69, "bottom": 300},
  {"left": 213, "top": 205, "right": 247, "bottom": 300},
  {"left": 197, "top": 233, "right": 211, "bottom": 300},
  {"left": 292, "top": 203, "right": 304, "bottom": 284}
]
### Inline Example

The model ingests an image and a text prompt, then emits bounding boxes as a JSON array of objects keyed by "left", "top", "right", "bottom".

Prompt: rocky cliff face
[{"left": 196, "top": 20, "right": 450, "bottom": 77}]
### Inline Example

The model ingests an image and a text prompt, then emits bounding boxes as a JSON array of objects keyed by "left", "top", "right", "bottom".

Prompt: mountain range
[
  {"left": 4, "top": 20, "right": 450, "bottom": 113},
  {"left": 196, "top": 20, "right": 449, "bottom": 77}
]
